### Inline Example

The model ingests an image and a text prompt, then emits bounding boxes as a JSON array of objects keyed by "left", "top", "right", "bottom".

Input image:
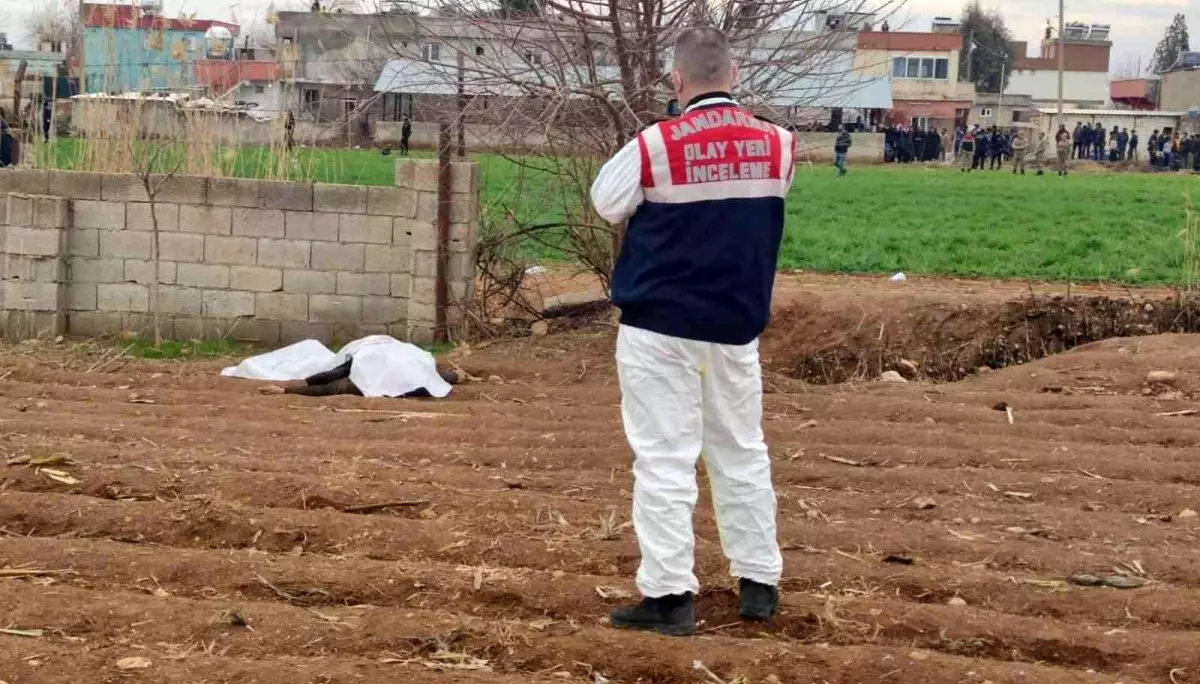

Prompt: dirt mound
[{"left": 764, "top": 293, "right": 1200, "bottom": 383}]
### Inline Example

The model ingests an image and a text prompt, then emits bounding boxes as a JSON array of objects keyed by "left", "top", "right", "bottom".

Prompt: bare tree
[
  {"left": 344, "top": 0, "right": 902, "bottom": 323},
  {"left": 23, "top": 0, "right": 79, "bottom": 51},
  {"left": 127, "top": 132, "right": 186, "bottom": 346}
]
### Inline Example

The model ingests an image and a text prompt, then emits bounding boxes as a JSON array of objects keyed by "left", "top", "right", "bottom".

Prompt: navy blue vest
[{"left": 611, "top": 101, "right": 794, "bottom": 346}]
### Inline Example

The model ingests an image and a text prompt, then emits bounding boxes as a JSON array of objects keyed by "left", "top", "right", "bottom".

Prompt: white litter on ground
[{"left": 221, "top": 335, "right": 452, "bottom": 398}]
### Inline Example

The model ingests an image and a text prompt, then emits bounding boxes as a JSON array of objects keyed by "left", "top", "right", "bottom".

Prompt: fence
[{"left": 0, "top": 158, "right": 479, "bottom": 345}]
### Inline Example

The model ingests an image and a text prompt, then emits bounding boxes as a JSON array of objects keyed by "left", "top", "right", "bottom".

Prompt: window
[
  {"left": 475, "top": 45, "right": 485, "bottom": 56},
  {"left": 281, "top": 36, "right": 293, "bottom": 45},
  {"left": 912, "top": 116, "right": 931, "bottom": 129},
  {"left": 525, "top": 51, "right": 543, "bottom": 65},
  {"left": 892, "top": 56, "right": 950, "bottom": 80},
  {"left": 421, "top": 43, "right": 441, "bottom": 61},
  {"left": 979, "top": 107, "right": 993, "bottom": 117},
  {"left": 302, "top": 88, "right": 320, "bottom": 116},
  {"left": 254, "top": 85, "right": 265, "bottom": 94}
]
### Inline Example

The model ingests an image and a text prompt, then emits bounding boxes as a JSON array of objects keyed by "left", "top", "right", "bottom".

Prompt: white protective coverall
[{"left": 590, "top": 100, "right": 785, "bottom": 598}]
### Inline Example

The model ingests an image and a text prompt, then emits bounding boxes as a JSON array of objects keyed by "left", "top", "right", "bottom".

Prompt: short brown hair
[{"left": 673, "top": 27, "right": 732, "bottom": 88}]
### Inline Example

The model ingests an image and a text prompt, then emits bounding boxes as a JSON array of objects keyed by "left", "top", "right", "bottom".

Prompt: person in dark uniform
[
  {"left": 41, "top": 99, "right": 52, "bottom": 143},
  {"left": 989, "top": 127, "right": 1005, "bottom": 170},
  {"left": 1093, "top": 126, "right": 1106, "bottom": 161},
  {"left": 972, "top": 126, "right": 987, "bottom": 170},
  {"left": 401, "top": 116, "right": 412, "bottom": 156}
]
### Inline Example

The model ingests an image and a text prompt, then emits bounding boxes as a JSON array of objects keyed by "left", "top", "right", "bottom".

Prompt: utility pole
[
  {"left": 996, "top": 55, "right": 1005, "bottom": 126},
  {"left": 1056, "top": 0, "right": 1065, "bottom": 130}
]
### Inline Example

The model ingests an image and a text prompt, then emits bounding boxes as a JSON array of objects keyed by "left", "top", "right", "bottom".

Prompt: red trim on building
[
  {"left": 81, "top": 3, "right": 240, "bottom": 34},
  {"left": 857, "top": 31, "right": 962, "bottom": 52},
  {"left": 891, "top": 100, "right": 971, "bottom": 120},
  {"left": 1110, "top": 79, "right": 1158, "bottom": 111},
  {"left": 194, "top": 60, "right": 280, "bottom": 90}
]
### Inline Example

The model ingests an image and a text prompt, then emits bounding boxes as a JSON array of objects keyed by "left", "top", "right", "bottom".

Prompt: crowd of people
[
  {"left": 882, "top": 126, "right": 949, "bottom": 163},
  {"left": 1146, "top": 130, "right": 1200, "bottom": 172}
]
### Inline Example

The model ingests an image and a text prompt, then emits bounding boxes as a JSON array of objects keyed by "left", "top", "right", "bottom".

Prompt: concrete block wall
[{"left": 0, "top": 161, "right": 480, "bottom": 345}]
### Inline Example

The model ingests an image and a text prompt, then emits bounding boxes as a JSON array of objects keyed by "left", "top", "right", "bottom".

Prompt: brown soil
[{"left": 2, "top": 273, "right": 1199, "bottom": 684}]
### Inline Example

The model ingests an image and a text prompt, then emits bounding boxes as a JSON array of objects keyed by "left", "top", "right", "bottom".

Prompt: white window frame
[
  {"left": 979, "top": 107, "right": 993, "bottom": 117},
  {"left": 421, "top": 43, "right": 442, "bottom": 61},
  {"left": 524, "top": 51, "right": 543, "bottom": 65},
  {"left": 892, "top": 56, "right": 950, "bottom": 81}
]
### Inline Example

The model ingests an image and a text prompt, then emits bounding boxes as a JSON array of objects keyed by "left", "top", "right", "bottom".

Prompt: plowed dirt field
[{"left": 2, "top": 276, "right": 1199, "bottom": 684}]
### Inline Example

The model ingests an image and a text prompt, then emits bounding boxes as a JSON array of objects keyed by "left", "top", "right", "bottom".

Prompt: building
[
  {"left": 1159, "top": 52, "right": 1200, "bottom": 118},
  {"left": 852, "top": 27, "right": 974, "bottom": 130},
  {"left": 80, "top": 2, "right": 239, "bottom": 93},
  {"left": 193, "top": 59, "right": 283, "bottom": 113},
  {"left": 1110, "top": 78, "right": 1159, "bottom": 110},
  {"left": 967, "top": 93, "right": 1034, "bottom": 128},
  {"left": 1005, "top": 22, "right": 1111, "bottom": 109}
]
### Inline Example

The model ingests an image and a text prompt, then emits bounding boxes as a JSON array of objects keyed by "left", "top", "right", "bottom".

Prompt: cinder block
[
  {"left": 314, "top": 184, "right": 367, "bottom": 214},
  {"left": 448, "top": 251, "right": 473, "bottom": 283},
  {"left": 68, "top": 311, "right": 124, "bottom": 337},
  {"left": 394, "top": 159, "right": 414, "bottom": 189},
  {"left": 118, "top": 313, "right": 167, "bottom": 338},
  {"left": 1, "top": 169, "right": 50, "bottom": 195},
  {"left": 6, "top": 226, "right": 64, "bottom": 257},
  {"left": 233, "top": 208, "right": 285, "bottom": 238},
  {"left": 451, "top": 220, "right": 479, "bottom": 246},
  {"left": 230, "top": 266, "right": 283, "bottom": 292},
  {"left": 74, "top": 200, "right": 127, "bottom": 231},
  {"left": 450, "top": 161, "right": 480, "bottom": 194},
  {"left": 260, "top": 180, "right": 313, "bottom": 211},
  {"left": 6, "top": 195, "right": 31, "bottom": 227},
  {"left": 258, "top": 238, "right": 311, "bottom": 268},
  {"left": 204, "top": 235, "right": 258, "bottom": 265},
  {"left": 284, "top": 211, "right": 338, "bottom": 242},
  {"left": 366, "top": 187, "right": 417, "bottom": 217},
  {"left": 3, "top": 310, "right": 65, "bottom": 340},
  {"left": 412, "top": 161, "right": 439, "bottom": 192},
  {"left": 124, "top": 259, "right": 178, "bottom": 284},
  {"left": 32, "top": 197, "right": 69, "bottom": 229},
  {"left": 51, "top": 171, "right": 104, "bottom": 200},
  {"left": 2, "top": 255, "right": 64, "bottom": 282},
  {"left": 411, "top": 276, "right": 437, "bottom": 305},
  {"left": 67, "top": 229, "right": 99, "bottom": 257},
  {"left": 407, "top": 299, "right": 436, "bottom": 324},
  {"left": 68, "top": 257, "right": 125, "bottom": 283},
  {"left": 312, "top": 242, "right": 364, "bottom": 272},
  {"left": 365, "top": 244, "right": 411, "bottom": 273},
  {"left": 99, "top": 231, "right": 151, "bottom": 259},
  {"left": 416, "top": 191, "right": 439, "bottom": 222},
  {"left": 176, "top": 318, "right": 277, "bottom": 344},
  {"left": 176, "top": 263, "right": 230, "bottom": 288},
  {"left": 280, "top": 321, "right": 333, "bottom": 345},
  {"left": 406, "top": 322, "right": 437, "bottom": 346},
  {"left": 202, "top": 289, "right": 255, "bottom": 318},
  {"left": 152, "top": 175, "right": 207, "bottom": 205},
  {"left": 101, "top": 174, "right": 150, "bottom": 202},
  {"left": 309, "top": 294, "right": 362, "bottom": 323},
  {"left": 158, "top": 232, "right": 204, "bottom": 263},
  {"left": 394, "top": 217, "right": 437, "bottom": 250},
  {"left": 126, "top": 202, "right": 180, "bottom": 232},
  {"left": 283, "top": 269, "right": 335, "bottom": 294},
  {"left": 66, "top": 284, "right": 97, "bottom": 311},
  {"left": 337, "top": 272, "right": 391, "bottom": 296},
  {"left": 207, "top": 177, "right": 262, "bottom": 207},
  {"left": 362, "top": 296, "right": 407, "bottom": 324},
  {"left": 390, "top": 273, "right": 412, "bottom": 297},
  {"left": 339, "top": 214, "right": 392, "bottom": 244},
  {"left": 450, "top": 195, "right": 478, "bottom": 224},
  {"left": 228, "top": 319, "right": 281, "bottom": 345},
  {"left": 413, "top": 250, "right": 438, "bottom": 278},
  {"left": 97, "top": 283, "right": 148, "bottom": 312},
  {"left": 255, "top": 292, "right": 309, "bottom": 321},
  {"left": 157, "top": 286, "right": 203, "bottom": 316},
  {"left": 179, "top": 205, "right": 231, "bottom": 235}
]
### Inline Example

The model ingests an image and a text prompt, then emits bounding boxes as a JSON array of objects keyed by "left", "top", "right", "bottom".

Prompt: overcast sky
[{"left": 0, "top": 0, "right": 1191, "bottom": 76}]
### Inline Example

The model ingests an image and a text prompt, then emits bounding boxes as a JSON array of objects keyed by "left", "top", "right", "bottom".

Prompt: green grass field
[{"left": 38, "top": 139, "right": 1200, "bottom": 285}]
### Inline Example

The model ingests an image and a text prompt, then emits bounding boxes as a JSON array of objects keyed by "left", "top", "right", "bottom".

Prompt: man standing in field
[
  {"left": 589, "top": 26, "right": 790, "bottom": 637},
  {"left": 958, "top": 128, "right": 976, "bottom": 173},
  {"left": 1055, "top": 124, "right": 1072, "bottom": 176},
  {"left": 1011, "top": 128, "right": 1028, "bottom": 175},
  {"left": 834, "top": 128, "right": 852, "bottom": 176},
  {"left": 1033, "top": 130, "right": 1047, "bottom": 175}
]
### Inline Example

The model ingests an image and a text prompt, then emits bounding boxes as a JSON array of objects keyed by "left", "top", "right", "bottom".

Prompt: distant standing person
[
  {"left": 1011, "top": 128, "right": 1029, "bottom": 175},
  {"left": 1032, "top": 131, "right": 1047, "bottom": 175},
  {"left": 834, "top": 128, "right": 852, "bottom": 176},
  {"left": 940, "top": 128, "right": 951, "bottom": 162},
  {"left": 959, "top": 128, "right": 976, "bottom": 173},
  {"left": 1055, "top": 124, "right": 1071, "bottom": 176},
  {"left": 989, "top": 127, "right": 1005, "bottom": 170},
  {"left": 401, "top": 116, "right": 412, "bottom": 156},
  {"left": 1129, "top": 130, "right": 1139, "bottom": 162},
  {"left": 41, "top": 99, "right": 52, "bottom": 143},
  {"left": 285, "top": 111, "right": 296, "bottom": 151}
]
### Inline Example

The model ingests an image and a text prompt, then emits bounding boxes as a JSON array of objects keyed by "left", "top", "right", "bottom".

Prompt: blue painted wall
[{"left": 81, "top": 28, "right": 232, "bottom": 93}]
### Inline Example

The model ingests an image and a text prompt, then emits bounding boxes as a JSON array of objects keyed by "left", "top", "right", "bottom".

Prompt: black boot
[
  {"left": 610, "top": 593, "right": 696, "bottom": 636},
  {"left": 1012, "top": 168, "right": 1017, "bottom": 175},
  {"left": 738, "top": 579, "right": 779, "bottom": 621},
  {"left": 1037, "top": 170, "right": 1044, "bottom": 176}
]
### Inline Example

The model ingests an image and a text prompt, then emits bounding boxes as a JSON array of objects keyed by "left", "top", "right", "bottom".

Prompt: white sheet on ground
[{"left": 221, "top": 335, "right": 452, "bottom": 398}]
